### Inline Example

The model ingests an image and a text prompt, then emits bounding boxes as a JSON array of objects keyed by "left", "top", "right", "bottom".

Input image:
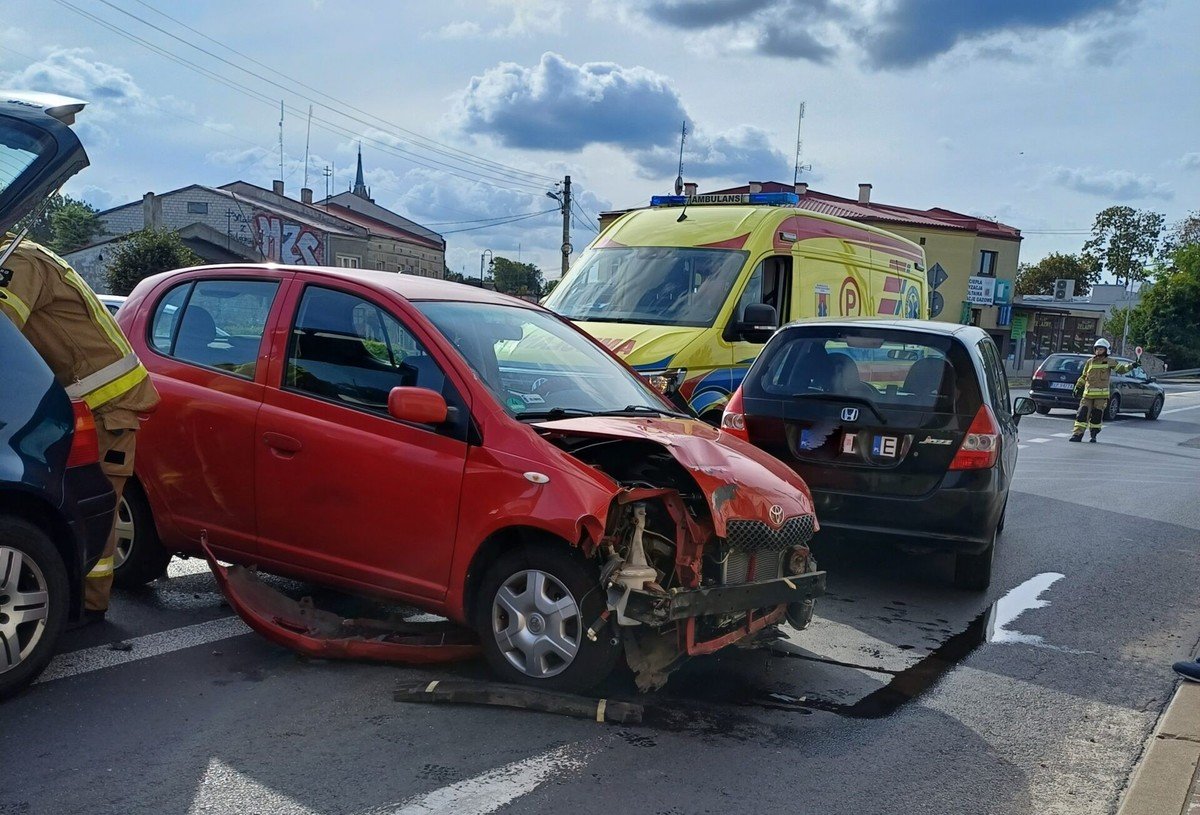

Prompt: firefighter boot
[
  {"left": 1069, "top": 432, "right": 1084, "bottom": 442},
  {"left": 1089, "top": 429, "right": 1099, "bottom": 443}
]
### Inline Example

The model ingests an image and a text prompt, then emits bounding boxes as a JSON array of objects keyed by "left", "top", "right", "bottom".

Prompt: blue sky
[{"left": 2, "top": 0, "right": 1196, "bottom": 278}]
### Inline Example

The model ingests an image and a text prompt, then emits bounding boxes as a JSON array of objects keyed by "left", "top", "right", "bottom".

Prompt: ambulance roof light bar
[{"left": 649, "top": 192, "right": 800, "bottom": 207}]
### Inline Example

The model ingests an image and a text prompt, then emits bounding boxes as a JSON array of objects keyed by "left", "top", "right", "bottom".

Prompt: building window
[
  {"left": 978, "top": 250, "right": 998, "bottom": 277},
  {"left": 187, "top": 201, "right": 209, "bottom": 215},
  {"left": 919, "top": 237, "right": 926, "bottom": 246},
  {"left": 336, "top": 255, "right": 360, "bottom": 268},
  {"left": 375, "top": 260, "right": 386, "bottom": 270}
]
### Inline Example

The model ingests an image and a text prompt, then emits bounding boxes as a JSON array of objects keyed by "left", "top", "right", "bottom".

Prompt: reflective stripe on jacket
[{"left": 1076, "top": 355, "right": 1133, "bottom": 399}]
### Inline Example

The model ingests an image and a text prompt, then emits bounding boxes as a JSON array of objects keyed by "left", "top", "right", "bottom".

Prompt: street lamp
[{"left": 479, "top": 249, "right": 493, "bottom": 287}]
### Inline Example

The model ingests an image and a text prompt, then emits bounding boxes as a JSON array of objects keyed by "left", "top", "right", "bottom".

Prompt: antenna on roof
[
  {"left": 278, "top": 100, "right": 285, "bottom": 188},
  {"left": 303, "top": 105, "right": 313, "bottom": 191},
  {"left": 674, "top": 120, "right": 687, "bottom": 195},
  {"left": 322, "top": 165, "right": 332, "bottom": 205},
  {"left": 793, "top": 102, "right": 811, "bottom": 188}
]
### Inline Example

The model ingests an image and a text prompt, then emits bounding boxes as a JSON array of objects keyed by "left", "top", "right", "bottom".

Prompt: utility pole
[
  {"left": 278, "top": 100, "right": 285, "bottom": 187},
  {"left": 560, "top": 175, "right": 572, "bottom": 279}
]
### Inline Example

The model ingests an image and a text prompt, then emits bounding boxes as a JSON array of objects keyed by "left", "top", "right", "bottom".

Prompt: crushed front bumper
[{"left": 621, "top": 570, "right": 826, "bottom": 625}]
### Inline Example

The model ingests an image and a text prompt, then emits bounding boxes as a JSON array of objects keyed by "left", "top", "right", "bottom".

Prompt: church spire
[{"left": 352, "top": 143, "right": 371, "bottom": 201}]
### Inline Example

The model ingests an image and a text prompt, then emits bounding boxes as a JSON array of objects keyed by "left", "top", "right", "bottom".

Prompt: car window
[
  {"left": 285, "top": 286, "right": 446, "bottom": 415},
  {"left": 733, "top": 257, "right": 790, "bottom": 326},
  {"left": 154, "top": 279, "right": 279, "bottom": 378},
  {"left": 978, "top": 339, "right": 1010, "bottom": 412},
  {"left": 1041, "top": 355, "right": 1086, "bottom": 374},
  {"left": 746, "top": 327, "right": 982, "bottom": 415}
]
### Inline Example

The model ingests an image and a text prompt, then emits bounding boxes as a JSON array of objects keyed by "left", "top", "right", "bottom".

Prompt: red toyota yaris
[{"left": 116, "top": 265, "right": 823, "bottom": 690}]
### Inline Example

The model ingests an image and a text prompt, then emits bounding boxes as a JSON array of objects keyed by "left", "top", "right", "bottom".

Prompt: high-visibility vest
[{"left": 1076, "top": 356, "right": 1133, "bottom": 400}]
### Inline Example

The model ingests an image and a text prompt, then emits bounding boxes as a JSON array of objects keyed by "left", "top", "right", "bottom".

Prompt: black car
[
  {"left": 722, "top": 318, "right": 1035, "bottom": 590},
  {"left": 1, "top": 90, "right": 118, "bottom": 697},
  {"left": 1030, "top": 353, "right": 1165, "bottom": 420}
]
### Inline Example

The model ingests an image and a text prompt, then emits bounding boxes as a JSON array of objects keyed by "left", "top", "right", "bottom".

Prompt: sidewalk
[{"left": 1118, "top": 681, "right": 1200, "bottom": 815}]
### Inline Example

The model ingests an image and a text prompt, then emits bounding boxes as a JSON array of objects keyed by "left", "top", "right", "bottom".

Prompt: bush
[{"left": 106, "top": 230, "right": 203, "bottom": 296}]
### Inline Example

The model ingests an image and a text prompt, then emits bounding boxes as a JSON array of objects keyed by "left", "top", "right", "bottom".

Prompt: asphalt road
[{"left": 3, "top": 384, "right": 1199, "bottom": 815}]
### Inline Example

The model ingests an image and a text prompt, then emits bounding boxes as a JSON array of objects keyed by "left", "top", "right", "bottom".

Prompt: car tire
[
  {"left": 1034, "top": 404, "right": 1051, "bottom": 415},
  {"left": 1146, "top": 395, "right": 1164, "bottom": 420},
  {"left": 953, "top": 529, "right": 995, "bottom": 592},
  {"left": 113, "top": 482, "right": 172, "bottom": 588},
  {"left": 1105, "top": 394, "right": 1121, "bottom": 422},
  {"left": 475, "top": 544, "right": 619, "bottom": 693},
  {"left": 0, "top": 517, "right": 69, "bottom": 700}
]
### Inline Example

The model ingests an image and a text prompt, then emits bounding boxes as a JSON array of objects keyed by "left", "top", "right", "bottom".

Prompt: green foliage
[
  {"left": 1014, "top": 252, "right": 1100, "bottom": 296},
  {"left": 1162, "top": 211, "right": 1200, "bottom": 257},
  {"left": 1102, "top": 306, "right": 1139, "bottom": 347},
  {"left": 1082, "top": 206, "right": 1165, "bottom": 285},
  {"left": 106, "top": 229, "right": 203, "bottom": 296},
  {"left": 491, "top": 256, "right": 544, "bottom": 298},
  {"left": 1129, "top": 245, "right": 1200, "bottom": 368},
  {"left": 15, "top": 193, "right": 104, "bottom": 253},
  {"left": 541, "top": 277, "right": 560, "bottom": 297}
]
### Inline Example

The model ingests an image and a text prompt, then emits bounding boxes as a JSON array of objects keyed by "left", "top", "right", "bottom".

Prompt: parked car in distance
[
  {"left": 0, "top": 316, "right": 115, "bottom": 698},
  {"left": 722, "top": 318, "right": 1035, "bottom": 590},
  {"left": 1030, "top": 352, "right": 1164, "bottom": 420},
  {"left": 97, "top": 294, "right": 126, "bottom": 316},
  {"left": 115, "top": 264, "right": 826, "bottom": 691}
]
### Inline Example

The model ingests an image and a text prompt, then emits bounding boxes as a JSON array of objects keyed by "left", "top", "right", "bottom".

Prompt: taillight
[
  {"left": 1032, "top": 365, "right": 1046, "bottom": 381},
  {"left": 720, "top": 388, "right": 749, "bottom": 441},
  {"left": 66, "top": 400, "right": 100, "bottom": 467},
  {"left": 949, "top": 404, "right": 1000, "bottom": 470}
]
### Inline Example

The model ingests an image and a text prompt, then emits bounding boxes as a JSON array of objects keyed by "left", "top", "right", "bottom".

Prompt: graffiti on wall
[{"left": 251, "top": 211, "right": 323, "bottom": 264}]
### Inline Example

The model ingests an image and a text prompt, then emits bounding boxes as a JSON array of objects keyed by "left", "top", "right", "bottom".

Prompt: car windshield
[
  {"left": 416, "top": 300, "right": 676, "bottom": 419},
  {"left": 747, "top": 327, "right": 982, "bottom": 415},
  {"left": 544, "top": 246, "right": 748, "bottom": 327},
  {"left": 1042, "top": 355, "right": 1087, "bottom": 374}
]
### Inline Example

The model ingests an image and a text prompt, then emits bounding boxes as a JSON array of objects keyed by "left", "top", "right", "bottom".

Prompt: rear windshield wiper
[{"left": 790, "top": 393, "right": 888, "bottom": 425}]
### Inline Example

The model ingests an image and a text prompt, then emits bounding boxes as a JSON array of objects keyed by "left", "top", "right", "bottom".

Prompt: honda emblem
[
  {"left": 841, "top": 407, "right": 860, "bottom": 422},
  {"left": 769, "top": 505, "right": 785, "bottom": 526}
]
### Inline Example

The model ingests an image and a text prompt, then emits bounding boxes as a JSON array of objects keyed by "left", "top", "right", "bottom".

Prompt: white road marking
[
  {"left": 166, "top": 556, "right": 213, "bottom": 578},
  {"left": 987, "top": 572, "right": 1064, "bottom": 648},
  {"left": 1052, "top": 432, "right": 1072, "bottom": 438},
  {"left": 37, "top": 616, "right": 250, "bottom": 684},
  {"left": 389, "top": 744, "right": 592, "bottom": 815},
  {"left": 1027, "top": 437, "right": 1051, "bottom": 443},
  {"left": 189, "top": 758, "right": 318, "bottom": 815},
  {"left": 1019, "top": 444, "right": 1028, "bottom": 450},
  {"left": 1163, "top": 404, "right": 1200, "bottom": 414}
]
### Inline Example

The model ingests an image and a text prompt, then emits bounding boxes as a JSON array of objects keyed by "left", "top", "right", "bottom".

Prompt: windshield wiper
[
  {"left": 594, "top": 405, "right": 693, "bottom": 419},
  {"left": 790, "top": 393, "right": 888, "bottom": 425},
  {"left": 519, "top": 407, "right": 598, "bottom": 420}
]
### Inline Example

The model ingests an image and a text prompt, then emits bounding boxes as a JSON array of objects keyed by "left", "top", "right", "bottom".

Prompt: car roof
[
  {"left": 179, "top": 264, "right": 544, "bottom": 309},
  {"left": 778, "top": 317, "right": 991, "bottom": 342}
]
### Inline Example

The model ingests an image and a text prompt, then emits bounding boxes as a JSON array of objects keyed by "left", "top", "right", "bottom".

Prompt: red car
[{"left": 115, "top": 265, "right": 824, "bottom": 690}]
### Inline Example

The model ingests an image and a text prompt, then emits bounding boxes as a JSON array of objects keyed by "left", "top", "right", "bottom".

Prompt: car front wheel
[
  {"left": 475, "top": 544, "right": 619, "bottom": 692},
  {"left": 113, "top": 482, "right": 172, "bottom": 588},
  {"left": 1105, "top": 394, "right": 1121, "bottom": 422},
  {"left": 0, "top": 517, "right": 69, "bottom": 700},
  {"left": 1146, "top": 395, "right": 1164, "bottom": 420}
]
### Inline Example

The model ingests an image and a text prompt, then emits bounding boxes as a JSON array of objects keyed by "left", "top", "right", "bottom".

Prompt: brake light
[
  {"left": 66, "top": 400, "right": 100, "bottom": 467},
  {"left": 721, "top": 388, "right": 749, "bottom": 442},
  {"left": 1032, "top": 365, "right": 1046, "bottom": 381},
  {"left": 949, "top": 404, "right": 1000, "bottom": 470}
]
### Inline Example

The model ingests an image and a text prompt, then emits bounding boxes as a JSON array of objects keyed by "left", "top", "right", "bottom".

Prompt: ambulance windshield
[{"left": 545, "top": 246, "right": 748, "bottom": 327}]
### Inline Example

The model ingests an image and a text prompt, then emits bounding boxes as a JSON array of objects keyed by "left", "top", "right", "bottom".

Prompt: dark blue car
[{"left": 1, "top": 90, "right": 116, "bottom": 697}]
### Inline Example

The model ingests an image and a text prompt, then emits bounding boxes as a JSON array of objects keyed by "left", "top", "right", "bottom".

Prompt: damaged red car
[{"left": 115, "top": 266, "right": 824, "bottom": 690}]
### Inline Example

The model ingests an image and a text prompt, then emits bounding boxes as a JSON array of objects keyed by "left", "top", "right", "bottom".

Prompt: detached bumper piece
[
  {"left": 202, "top": 539, "right": 480, "bottom": 665},
  {"left": 395, "top": 679, "right": 644, "bottom": 724},
  {"left": 623, "top": 570, "right": 827, "bottom": 625}
]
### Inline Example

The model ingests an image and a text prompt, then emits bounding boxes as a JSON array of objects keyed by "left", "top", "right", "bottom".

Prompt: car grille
[
  {"left": 726, "top": 515, "right": 816, "bottom": 553},
  {"left": 722, "top": 549, "right": 786, "bottom": 584}
]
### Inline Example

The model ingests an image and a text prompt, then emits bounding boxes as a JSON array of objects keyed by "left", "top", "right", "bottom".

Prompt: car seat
[
  {"left": 901, "top": 357, "right": 956, "bottom": 407},
  {"left": 175, "top": 305, "right": 217, "bottom": 363}
]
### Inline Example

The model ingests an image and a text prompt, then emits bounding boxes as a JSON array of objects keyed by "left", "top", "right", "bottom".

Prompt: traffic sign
[
  {"left": 926, "top": 262, "right": 949, "bottom": 290},
  {"left": 929, "top": 290, "right": 944, "bottom": 317},
  {"left": 997, "top": 304, "right": 1012, "bottom": 326},
  {"left": 1135, "top": 345, "right": 1144, "bottom": 357}
]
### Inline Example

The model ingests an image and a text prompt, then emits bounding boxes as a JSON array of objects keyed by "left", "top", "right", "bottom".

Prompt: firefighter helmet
[{"left": 1093, "top": 338, "right": 1111, "bottom": 352}]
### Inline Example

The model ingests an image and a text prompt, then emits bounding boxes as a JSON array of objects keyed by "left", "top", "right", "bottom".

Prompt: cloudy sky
[{"left": 2, "top": 0, "right": 1197, "bottom": 278}]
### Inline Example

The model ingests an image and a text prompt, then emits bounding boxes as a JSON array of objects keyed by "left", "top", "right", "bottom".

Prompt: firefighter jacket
[
  {"left": 0, "top": 236, "right": 159, "bottom": 430},
  {"left": 1074, "top": 355, "right": 1134, "bottom": 400}
]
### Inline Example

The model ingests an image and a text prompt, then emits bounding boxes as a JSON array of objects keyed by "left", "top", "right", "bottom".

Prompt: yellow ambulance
[{"left": 543, "top": 192, "right": 929, "bottom": 421}]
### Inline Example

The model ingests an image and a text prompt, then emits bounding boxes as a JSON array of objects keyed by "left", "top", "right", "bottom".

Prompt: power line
[
  {"left": 440, "top": 208, "right": 559, "bottom": 234},
  {"left": 572, "top": 199, "right": 600, "bottom": 236}
]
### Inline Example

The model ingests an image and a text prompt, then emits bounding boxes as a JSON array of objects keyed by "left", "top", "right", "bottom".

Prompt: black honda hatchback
[{"left": 722, "top": 319, "right": 1035, "bottom": 590}]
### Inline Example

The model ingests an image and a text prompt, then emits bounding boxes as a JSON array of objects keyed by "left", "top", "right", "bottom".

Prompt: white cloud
[
  {"left": 431, "top": 0, "right": 563, "bottom": 39},
  {"left": 430, "top": 20, "right": 482, "bottom": 39},
  {"left": 3, "top": 48, "right": 143, "bottom": 117},
  {"left": 1181, "top": 152, "right": 1200, "bottom": 171},
  {"left": 1048, "top": 166, "right": 1172, "bottom": 200}
]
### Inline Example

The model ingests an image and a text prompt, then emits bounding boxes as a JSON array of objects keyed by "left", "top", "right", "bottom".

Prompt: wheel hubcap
[
  {"left": 491, "top": 569, "right": 581, "bottom": 679},
  {"left": 113, "top": 497, "right": 135, "bottom": 570},
  {"left": 0, "top": 546, "right": 51, "bottom": 675}
]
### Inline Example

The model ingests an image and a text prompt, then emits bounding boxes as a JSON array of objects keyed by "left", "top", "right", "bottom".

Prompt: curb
[{"left": 1117, "top": 681, "right": 1200, "bottom": 815}]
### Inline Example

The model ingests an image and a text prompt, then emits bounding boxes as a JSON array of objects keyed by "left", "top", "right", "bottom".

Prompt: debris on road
[
  {"left": 395, "top": 678, "right": 644, "bottom": 724},
  {"left": 203, "top": 537, "right": 481, "bottom": 665}
]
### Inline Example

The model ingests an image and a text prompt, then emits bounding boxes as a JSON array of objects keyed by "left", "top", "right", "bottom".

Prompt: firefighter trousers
[
  {"left": 84, "top": 425, "right": 138, "bottom": 612},
  {"left": 1073, "top": 397, "right": 1108, "bottom": 436}
]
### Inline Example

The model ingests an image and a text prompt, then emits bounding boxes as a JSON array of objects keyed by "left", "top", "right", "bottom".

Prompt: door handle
[{"left": 262, "top": 432, "right": 302, "bottom": 455}]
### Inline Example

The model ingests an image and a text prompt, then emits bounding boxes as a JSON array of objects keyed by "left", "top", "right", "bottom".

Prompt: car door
[
  {"left": 1121, "top": 363, "right": 1150, "bottom": 409},
  {"left": 135, "top": 273, "right": 286, "bottom": 557},
  {"left": 254, "top": 279, "right": 470, "bottom": 601}
]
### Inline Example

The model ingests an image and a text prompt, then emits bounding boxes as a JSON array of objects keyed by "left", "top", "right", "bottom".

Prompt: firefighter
[
  {"left": 1069, "top": 338, "right": 1136, "bottom": 443},
  {"left": 0, "top": 236, "right": 159, "bottom": 623}
]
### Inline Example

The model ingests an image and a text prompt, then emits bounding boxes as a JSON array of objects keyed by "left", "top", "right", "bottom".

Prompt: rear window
[
  {"left": 1041, "top": 355, "right": 1087, "bottom": 374},
  {"left": 746, "top": 326, "right": 982, "bottom": 415}
]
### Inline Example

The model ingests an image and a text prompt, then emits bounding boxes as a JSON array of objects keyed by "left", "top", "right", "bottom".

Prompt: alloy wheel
[
  {"left": 1106, "top": 395, "right": 1121, "bottom": 421},
  {"left": 490, "top": 569, "right": 581, "bottom": 679},
  {"left": 113, "top": 496, "right": 135, "bottom": 570},
  {"left": 0, "top": 546, "right": 51, "bottom": 675}
]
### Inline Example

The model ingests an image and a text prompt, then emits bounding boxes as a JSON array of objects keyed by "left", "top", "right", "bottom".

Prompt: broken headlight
[{"left": 642, "top": 367, "right": 687, "bottom": 395}]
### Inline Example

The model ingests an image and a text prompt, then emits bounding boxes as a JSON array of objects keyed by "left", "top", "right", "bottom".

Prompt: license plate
[
  {"left": 872, "top": 435, "right": 899, "bottom": 458},
  {"left": 1050, "top": 382, "right": 1074, "bottom": 390}
]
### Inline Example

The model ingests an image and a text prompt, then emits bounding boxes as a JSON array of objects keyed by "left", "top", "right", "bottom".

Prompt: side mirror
[
  {"left": 739, "top": 303, "right": 778, "bottom": 345},
  {"left": 387, "top": 387, "right": 448, "bottom": 425},
  {"left": 1013, "top": 396, "right": 1036, "bottom": 426}
]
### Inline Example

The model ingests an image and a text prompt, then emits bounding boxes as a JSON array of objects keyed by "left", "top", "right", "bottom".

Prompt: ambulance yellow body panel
[{"left": 543, "top": 193, "right": 928, "bottom": 420}]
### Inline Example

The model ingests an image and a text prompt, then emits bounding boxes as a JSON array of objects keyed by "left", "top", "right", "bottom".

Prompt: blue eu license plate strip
[{"left": 872, "top": 435, "right": 898, "bottom": 458}]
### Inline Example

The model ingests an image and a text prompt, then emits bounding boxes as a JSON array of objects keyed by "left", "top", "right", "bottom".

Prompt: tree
[
  {"left": 1102, "top": 305, "right": 1140, "bottom": 348},
  {"left": 541, "top": 277, "right": 560, "bottom": 297},
  {"left": 106, "top": 229, "right": 203, "bottom": 296},
  {"left": 49, "top": 199, "right": 104, "bottom": 253},
  {"left": 1082, "top": 206, "right": 1165, "bottom": 285},
  {"left": 1162, "top": 211, "right": 1200, "bottom": 257},
  {"left": 1014, "top": 252, "right": 1100, "bottom": 296},
  {"left": 1129, "top": 245, "right": 1200, "bottom": 369},
  {"left": 491, "top": 257, "right": 544, "bottom": 299}
]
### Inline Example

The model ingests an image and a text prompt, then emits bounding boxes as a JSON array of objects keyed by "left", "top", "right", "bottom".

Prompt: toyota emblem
[
  {"left": 769, "top": 505, "right": 785, "bottom": 526},
  {"left": 840, "top": 407, "right": 860, "bottom": 422}
]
